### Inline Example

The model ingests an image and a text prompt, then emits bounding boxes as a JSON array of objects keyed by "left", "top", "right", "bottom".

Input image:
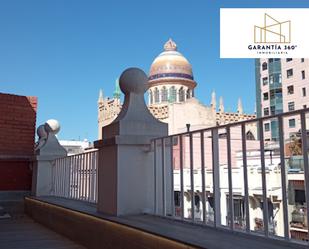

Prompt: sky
[{"left": 1, "top": 0, "right": 308, "bottom": 142}]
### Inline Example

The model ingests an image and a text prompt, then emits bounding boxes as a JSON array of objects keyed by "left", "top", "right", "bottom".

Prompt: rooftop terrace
[{"left": 2, "top": 68, "right": 309, "bottom": 248}]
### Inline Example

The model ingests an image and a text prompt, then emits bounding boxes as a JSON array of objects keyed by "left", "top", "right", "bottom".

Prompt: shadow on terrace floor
[{"left": 24, "top": 196, "right": 308, "bottom": 249}]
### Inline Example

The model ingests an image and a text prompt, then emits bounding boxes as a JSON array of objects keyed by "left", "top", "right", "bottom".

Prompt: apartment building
[{"left": 256, "top": 58, "right": 309, "bottom": 141}]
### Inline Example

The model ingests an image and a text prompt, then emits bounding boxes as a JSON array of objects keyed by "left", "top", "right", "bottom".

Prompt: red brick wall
[
  {"left": 0, "top": 92, "right": 37, "bottom": 190},
  {"left": 0, "top": 161, "right": 32, "bottom": 190}
]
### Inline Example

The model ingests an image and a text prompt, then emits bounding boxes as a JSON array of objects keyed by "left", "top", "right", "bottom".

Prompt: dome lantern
[{"left": 164, "top": 38, "right": 177, "bottom": 51}]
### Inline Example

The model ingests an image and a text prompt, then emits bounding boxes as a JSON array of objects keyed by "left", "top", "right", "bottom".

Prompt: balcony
[
  {"left": 288, "top": 156, "right": 304, "bottom": 173},
  {"left": 291, "top": 205, "right": 307, "bottom": 230}
]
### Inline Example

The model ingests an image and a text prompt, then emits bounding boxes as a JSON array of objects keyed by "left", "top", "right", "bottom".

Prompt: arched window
[
  {"left": 179, "top": 87, "right": 185, "bottom": 102},
  {"left": 149, "top": 90, "right": 153, "bottom": 104},
  {"left": 169, "top": 86, "right": 176, "bottom": 103},
  {"left": 246, "top": 131, "right": 255, "bottom": 140},
  {"left": 262, "top": 62, "right": 267, "bottom": 71},
  {"left": 161, "top": 87, "right": 168, "bottom": 102},
  {"left": 186, "top": 89, "right": 191, "bottom": 99},
  {"left": 195, "top": 194, "right": 200, "bottom": 211},
  {"left": 154, "top": 88, "right": 160, "bottom": 103}
]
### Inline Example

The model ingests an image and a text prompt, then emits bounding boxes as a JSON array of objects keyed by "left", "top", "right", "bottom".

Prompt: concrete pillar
[
  {"left": 94, "top": 68, "right": 168, "bottom": 216},
  {"left": 32, "top": 120, "right": 67, "bottom": 196}
]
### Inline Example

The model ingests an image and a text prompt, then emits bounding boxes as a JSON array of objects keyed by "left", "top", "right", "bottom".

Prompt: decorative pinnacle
[
  {"left": 164, "top": 38, "right": 177, "bottom": 51},
  {"left": 219, "top": 96, "right": 224, "bottom": 113},
  {"left": 113, "top": 78, "right": 121, "bottom": 99},
  {"left": 98, "top": 89, "right": 104, "bottom": 103},
  {"left": 211, "top": 91, "right": 216, "bottom": 110},
  {"left": 237, "top": 98, "right": 243, "bottom": 114}
]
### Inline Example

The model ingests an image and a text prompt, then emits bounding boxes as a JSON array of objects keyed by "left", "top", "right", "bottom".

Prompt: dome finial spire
[{"left": 164, "top": 38, "right": 177, "bottom": 51}]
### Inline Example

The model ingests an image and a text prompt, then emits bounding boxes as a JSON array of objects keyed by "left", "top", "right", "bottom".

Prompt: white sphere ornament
[{"left": 45, "top": 119, "right": 60, "bottom": 134}]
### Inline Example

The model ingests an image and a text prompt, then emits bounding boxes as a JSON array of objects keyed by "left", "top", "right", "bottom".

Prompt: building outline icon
[{"left": 254, "top": 13, "right": 291, "bottom": 43}]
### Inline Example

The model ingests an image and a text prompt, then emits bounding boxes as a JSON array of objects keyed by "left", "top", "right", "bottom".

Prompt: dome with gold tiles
[
  {"left": 147, "top": 39, "right": 197, "bottom": 105},
  {"left": 148, "top": 39, "right": 196, "bottom": 89}
]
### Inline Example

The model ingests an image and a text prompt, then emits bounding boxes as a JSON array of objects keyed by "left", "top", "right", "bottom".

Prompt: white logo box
[{"left": 220, "top": 8, "right": 309, "bottom": 58}]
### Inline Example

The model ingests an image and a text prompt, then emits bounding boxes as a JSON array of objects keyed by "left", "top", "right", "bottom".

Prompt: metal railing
[
  {"left": 52, "top": 150, "right": 98, "bottom": 203},
  {"left": 152, "top": 108, "right": 309, "bottom": 245}
]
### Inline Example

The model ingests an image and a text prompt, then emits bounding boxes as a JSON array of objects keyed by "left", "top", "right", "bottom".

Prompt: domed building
[
  {"left": 148, "top": 39, "right": 196, "bottom": 105},
  {"left": 98, "top": 39, "right": 256, "bottom": 138}
]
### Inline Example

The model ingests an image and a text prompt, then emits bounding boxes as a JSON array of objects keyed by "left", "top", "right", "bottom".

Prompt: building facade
[
  {"left": 98, "top": 39, "right": 256, "bottom": 138},
  {"left": 256, "top": 58, "right": 309, "bottom": 141},
  {"left": 59, "top": 140, "right": 92, "bottom": 156},
  {"left": 255, "top": 58, "right": 309, "bottom": 240}
]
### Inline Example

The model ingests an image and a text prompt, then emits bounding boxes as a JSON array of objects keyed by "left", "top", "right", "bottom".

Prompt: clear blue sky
[{"left": 1, "top": 0, "right": 308, "bottom": 142}]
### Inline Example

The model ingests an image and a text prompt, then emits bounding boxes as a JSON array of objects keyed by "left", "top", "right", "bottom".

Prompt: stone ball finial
[
  {"left": 45, "top": 119, "right": 60, "bottom": 134},
  {"left": 37, "top": 124, "right": 48, "bottom": 138},
  {"left": 119, "top": 68, "right": 147, "bottom": 94}
]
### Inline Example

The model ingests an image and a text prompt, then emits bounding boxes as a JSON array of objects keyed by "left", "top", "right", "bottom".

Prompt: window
[
  {"left": 172, "top": 137, "right": 178, "bottom": 145},
  {"left": 195, "top": 195, "right": 200, "bottom": 210},
  {"left": 262, "top": 77, "right": 268, "bottom": 85},
  {"left": 263, "top": 92, "right": 269, "bottom": 100},
  {"left": 268, "top": 59, "right": 273, "bottom": 63},
  {"left": 270, "top": 89, "right": 275, "bottom": 99},
  {"left": 264, "top": 107, "right": 269, "bottom": 116},
  {"left": 179, "top": 87, "right": 185, "bottom": 102},
  {"left": 262, "top": 62, "right": 267, "bottom": 71},
  {"left": 246, "top": 131, "right": 255, "bottom": 140},
  {"left": 274, "top": 58, "right": 280, "bottom": 62},
  {"left": 288, "top": 102, "right": 295, "bottom": 111},
  {"left": 270, "top": 106, "right": 275, "bottom": 115},
  {"left": 304, "top": 105, "right": 307, "bottom": 109},
  {"left": 269, "top": 75, "right": 274, "bottom": 84},
  {"left": 149, "top": 90, "right": 153, "bottom": 104},
  {"left": 174, "top": 191, "right": 181, "bottom": 207},
  {"left": 161, "top": 87, "right": 168, "bottom": 102},
  {"left": 154, "top": 88, "right": 160, "bottom": 103},
  {"left": 278, "top": 73, "right": 282, "bottom": 83},
  {"left": 226, "top": 196, "right": 245, "bottom": 223},
  {"left": 269, "top": 73, "right": 281, "bottom": 85},
  {"left": 286, "top": 58, "right": 293, "bottom": 62},
  {"left": 233, "top": 197, "right": 244, "bottom": 221},
  {"left": 289, "top": 119, "right": 296, "bottom": 128},
  {"left": 295, "top": 190, "right": 305, "bottom": 205},
  {"left": 302, "top": 70, "right": 306, "bottom": 80},
  {"left": 287, "top": 85, "right": 294, "bottom": 95},
  {"left": 186, "top": 89, "right": 191, "bottom": 99},
  {"left": 264, "top": 123, "right": 270, "bottom": 132},
  {"left": 301, "top": 58, "right": 305, "bottom": 63},
  {"left": 303, "top": 87, "right": 306, "bottom": 97},
  {"left": 169, "top": 86, "right": 176, "bottom": 102},
  {"left": 287, "top": 69, "right": 293, "bottom": 78}
]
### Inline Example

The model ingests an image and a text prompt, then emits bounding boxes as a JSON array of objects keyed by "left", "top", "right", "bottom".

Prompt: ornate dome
[{"left": 148, "top": 39, "right": 195, "bottom": 88}]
